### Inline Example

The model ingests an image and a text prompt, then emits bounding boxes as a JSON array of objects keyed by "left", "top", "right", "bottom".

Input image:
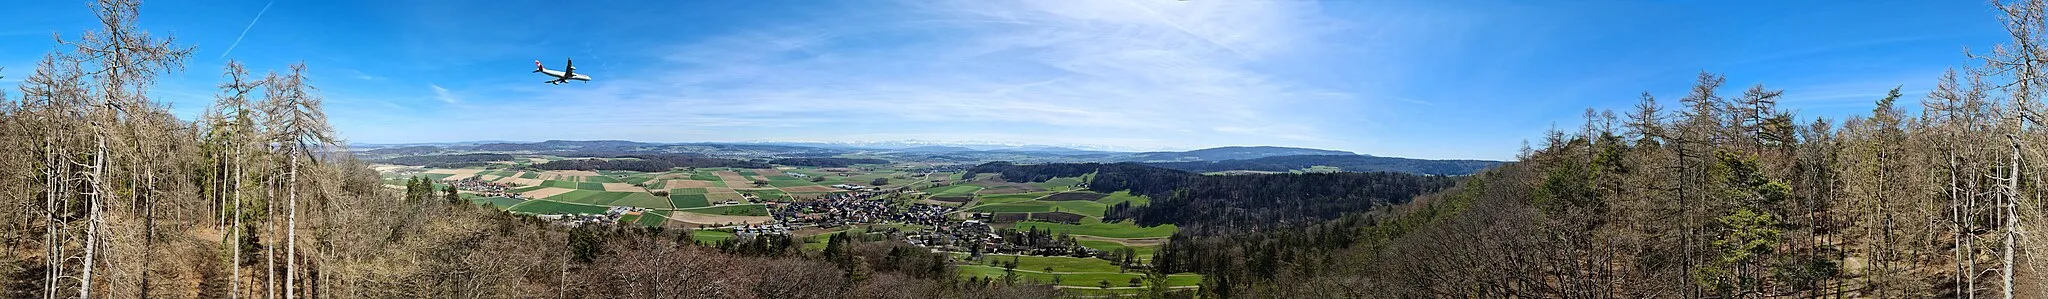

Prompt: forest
[
  {"left": 9, "top": 0, "right": 2048, "bottom": 298},
  {"left": 768, "top": 157, "right": 891, "bottom": 168},
  {"left": 532, "top": 154, "right": 769, "bottom": 172},
  {"left": 0, "top": 1, "right": 1064, "bottom": 298},
  {"left": 375, "top": 153, "right": 514, "bottom": 168},
  {"left": 1127, "top": 2, "right": 2048, "bottom": 297},
  {"left": 1142, "top": 154, "right": 1502, "bottom": 176}
]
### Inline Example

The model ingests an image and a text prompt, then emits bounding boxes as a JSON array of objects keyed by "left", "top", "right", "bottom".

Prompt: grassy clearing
[
  {"left": 469, "top": 197, "right": 525, "bottom": 209},
  {"left": 977, "top": 192, "right": 1053, "bottom": 205},
  {"left": 506, "top": 199, "right": 609, "bottom": 215},
  {"left": 1076, "top": 240, "right": 1158, "bottom": 258},
  {"left": 541, "top": 180, "right": 579, "bottom": 189},
  {"left": 1014, "top": 220, "right": 1177, "bottom": 239},
  {"left": 955, "top": 253, "right": 1122, "bottom": 273},
  {"left": 669, "top": 194, "right": 712, "bottom": 209},
  {"left": 612, "top": 192, "right": 671, "bottom": 209},
  {"left": 509, "top": 184, "right": 547, "bottom": 193},
  {"left": 925, "top": 184, "right": 984, "bottom": 197},
  {"left": 739, "top": 189, "right": 789, "bottom": 201},
  {"left": 1029, "top": 176, "right": 1084, "bottom": 191},
  {"left": 574, "top": 191, "right": 631, "bottom": 205},
  {"left": 692, "top": 230, "right": 735, "bottom": 244},
  {"left": 632, "top": 211, "right": 670, "bottom": 227},
  {"left": 546, "top": 189, "right": 605, "bottom": 202},
  {"left": 676, "top": 204, "right": 770, "bottom": 216},
  {"left": 966, "top": 203, "right": 1055, "bottom": 213},
  {"left": 1094, "top": 191, "right": 1150, "bottom": 206}
]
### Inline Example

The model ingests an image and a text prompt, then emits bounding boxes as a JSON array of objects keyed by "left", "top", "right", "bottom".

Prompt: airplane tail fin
[{"left": 533, "top": 60, "right": 543, "bottom": 73}]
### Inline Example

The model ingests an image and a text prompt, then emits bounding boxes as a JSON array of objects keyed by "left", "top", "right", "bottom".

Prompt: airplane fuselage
[{"left": 538, "top": 69, "right": 591, "bottom": 81}]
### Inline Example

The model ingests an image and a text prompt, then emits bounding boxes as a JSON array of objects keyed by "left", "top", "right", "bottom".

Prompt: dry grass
[{"left": 519, "top": 187, "right": 576, "bottom": 199}]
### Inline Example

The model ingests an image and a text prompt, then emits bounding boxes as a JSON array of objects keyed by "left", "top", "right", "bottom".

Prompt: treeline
[
  {"left": 770, "top": 157, "right": 890, "bottom": 167},
  {"left": 376, "top": 153, "right": 513, "bottom": 168},
  {"left": 0, "top": 2, "right": 1068, "bottom": 297},
  {"left": 1143, "top": 154, "right": 1502, "bottom": 176},
  {"left": 1109, "top": 171, "right": 1458, "bottom": 232},
  {"left": 968, "top": 162, "right": 1456, "bottom": 233},
  {"left": 533, "top": 154, "right": 769, "bottom": 172},
  {"left": 1164, "top": 1, "right": 2048, "bottom": 297},
  {"left": 966, "top": 162, "right": 1460, "bottom": 297}
]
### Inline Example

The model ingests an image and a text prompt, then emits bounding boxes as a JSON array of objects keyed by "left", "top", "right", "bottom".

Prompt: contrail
[{"left": 220, "top": 1, "right": 274, "bottom": 59}]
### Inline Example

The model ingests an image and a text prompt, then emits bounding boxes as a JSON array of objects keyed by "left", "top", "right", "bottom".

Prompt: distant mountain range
[
  {"left": 1124, "top": 146, "right": 1358, "bottom": 162},
  {"left": 1143, "top": 155, "right": 1502, "bottom": 176},
  {"left": 351, "top": 140, "right": 1504, "bottom": 175}
]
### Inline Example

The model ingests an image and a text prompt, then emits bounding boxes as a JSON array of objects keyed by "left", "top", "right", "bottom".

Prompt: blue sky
[{"left": 0, "top": 0, "right": 2012, "bottom": 160}]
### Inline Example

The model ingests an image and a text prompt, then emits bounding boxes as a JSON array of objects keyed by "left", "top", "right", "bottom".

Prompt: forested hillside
[
  {"left": 377, "top": 153, "right": 514, "bottom": 168},
  {"left": 0, "top": 1, "right": 1054, "bottom": 298},
  {"left": 1143, "top": 154, "right": 1502, "bottom": 176},
  {"left": 1122, "top": 2, "right": 2048, "bottom": 297},
  {"left": 533, "top": 154, "right": 770, "bottom": 172}
]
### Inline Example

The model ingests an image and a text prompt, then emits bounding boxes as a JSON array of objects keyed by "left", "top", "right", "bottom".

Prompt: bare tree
[{"left": 259, "top": 63, "right": 335, "bottom": 299}]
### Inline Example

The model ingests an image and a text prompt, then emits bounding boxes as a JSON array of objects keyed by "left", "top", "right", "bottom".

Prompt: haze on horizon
[{"left": 0, "top": 0, "right": 2011, "bottom": 160}]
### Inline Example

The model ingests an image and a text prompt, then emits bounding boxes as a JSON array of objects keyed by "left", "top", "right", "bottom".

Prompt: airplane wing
[{"left": 563, "top": 58, "right": 576, "bottom": 78}]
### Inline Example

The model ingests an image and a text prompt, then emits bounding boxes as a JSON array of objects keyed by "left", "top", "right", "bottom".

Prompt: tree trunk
[
  {"left": 2002, "top": 135, "right": 2019, "bottom": 299},
  {"left": 286, "top": 153, "right": 298, "bottom": 299}
]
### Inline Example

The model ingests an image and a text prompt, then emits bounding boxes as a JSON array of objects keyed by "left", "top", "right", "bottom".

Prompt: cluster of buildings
[
  {"left": 535, "top": 206, "right": 650, "bottom": 226},
  {"left": 447, "top": 177, "right": 519, "bottom": 198},
  {"left": 902, "top": 220, "right": 995, "bottom": 252},
  {"left": 733, "top": 224, "right": 792, "bottom": 239},
  {"left": 772, "top": 191, "right": 905, "bottom": 227},
  {"left": 829, "top": 184, "right": 874, "bottom": 191}
]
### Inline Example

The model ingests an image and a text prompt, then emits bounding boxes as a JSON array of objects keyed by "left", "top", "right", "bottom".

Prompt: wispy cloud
[
  {"left": 431, "top": 0, "right": 1353, "bottom": 150},
  {"left": 430, "top": 84, "right": 460, "bottom": 104},
  {"left": 220, "top": 1, "right": 274, "bottom": 59}
]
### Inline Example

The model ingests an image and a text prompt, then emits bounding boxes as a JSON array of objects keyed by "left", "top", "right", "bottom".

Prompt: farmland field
[
  {"left": 739, "top": 189, "right": 789, "bottom": 201},
  {"left": 632, "top": 211, "right": 670, "bottom": 227},
  {"left": 541, "top": 180, "right": 579, "bottom": 189},
  {"left": 584, "top": 175, "right": 622, "bottom": 183},
  {"left": 611, "top": 192, "right": 671, "bottom": 209},
  {"left": 977, "top": 192, "right": 1051, "bottom": 205},
  {"left": 1041, "top": 191, "right": 1107, "bottom": 201},
  {"left": 576, "top": 182, "right": 606, "bottom": 190},
  {"left": 924, "top": 184, "right": 983, "bottom": 197},
  {"left": 691, "top": 230, "right": 735, "bottom": 244},
  {"left": 669, "top": 194, "right": 711, "bottom": 209},
  {"left": 506, "top": 200, "right": 609, "bottom": 215},
  {"left": 1076, "top": 240, "right": 1159, "bottom": 258},
  {"left": 767, "top": 179, "right": 814, "bottom": 187},
  {"left": 966, "top": 202, "right": 1056, "bottom": 213},
  {"left": 1094, "top": 191, "right": 1149, "bottom": 206},
  {"left": 469, "top": 197, "right": 525, "bottom": 209},
  {"left": 677, "top": 204, "right": 770, "bottom": 216},
  {"left": 1014, "top": 220, "right": 1176, "bottom": 239}
]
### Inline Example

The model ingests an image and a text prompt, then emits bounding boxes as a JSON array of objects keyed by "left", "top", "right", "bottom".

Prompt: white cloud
[
  {"left": 434, "top": 0, "right": 1355, "bottom": 150},
  {"left": 430, "top": 84, "right": 460, "bottom": 104}
]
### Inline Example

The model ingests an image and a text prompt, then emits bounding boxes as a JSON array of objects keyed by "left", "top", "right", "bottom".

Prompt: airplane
[{"left": 534, "top": 58, "right": 592, "bottom": 85}]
